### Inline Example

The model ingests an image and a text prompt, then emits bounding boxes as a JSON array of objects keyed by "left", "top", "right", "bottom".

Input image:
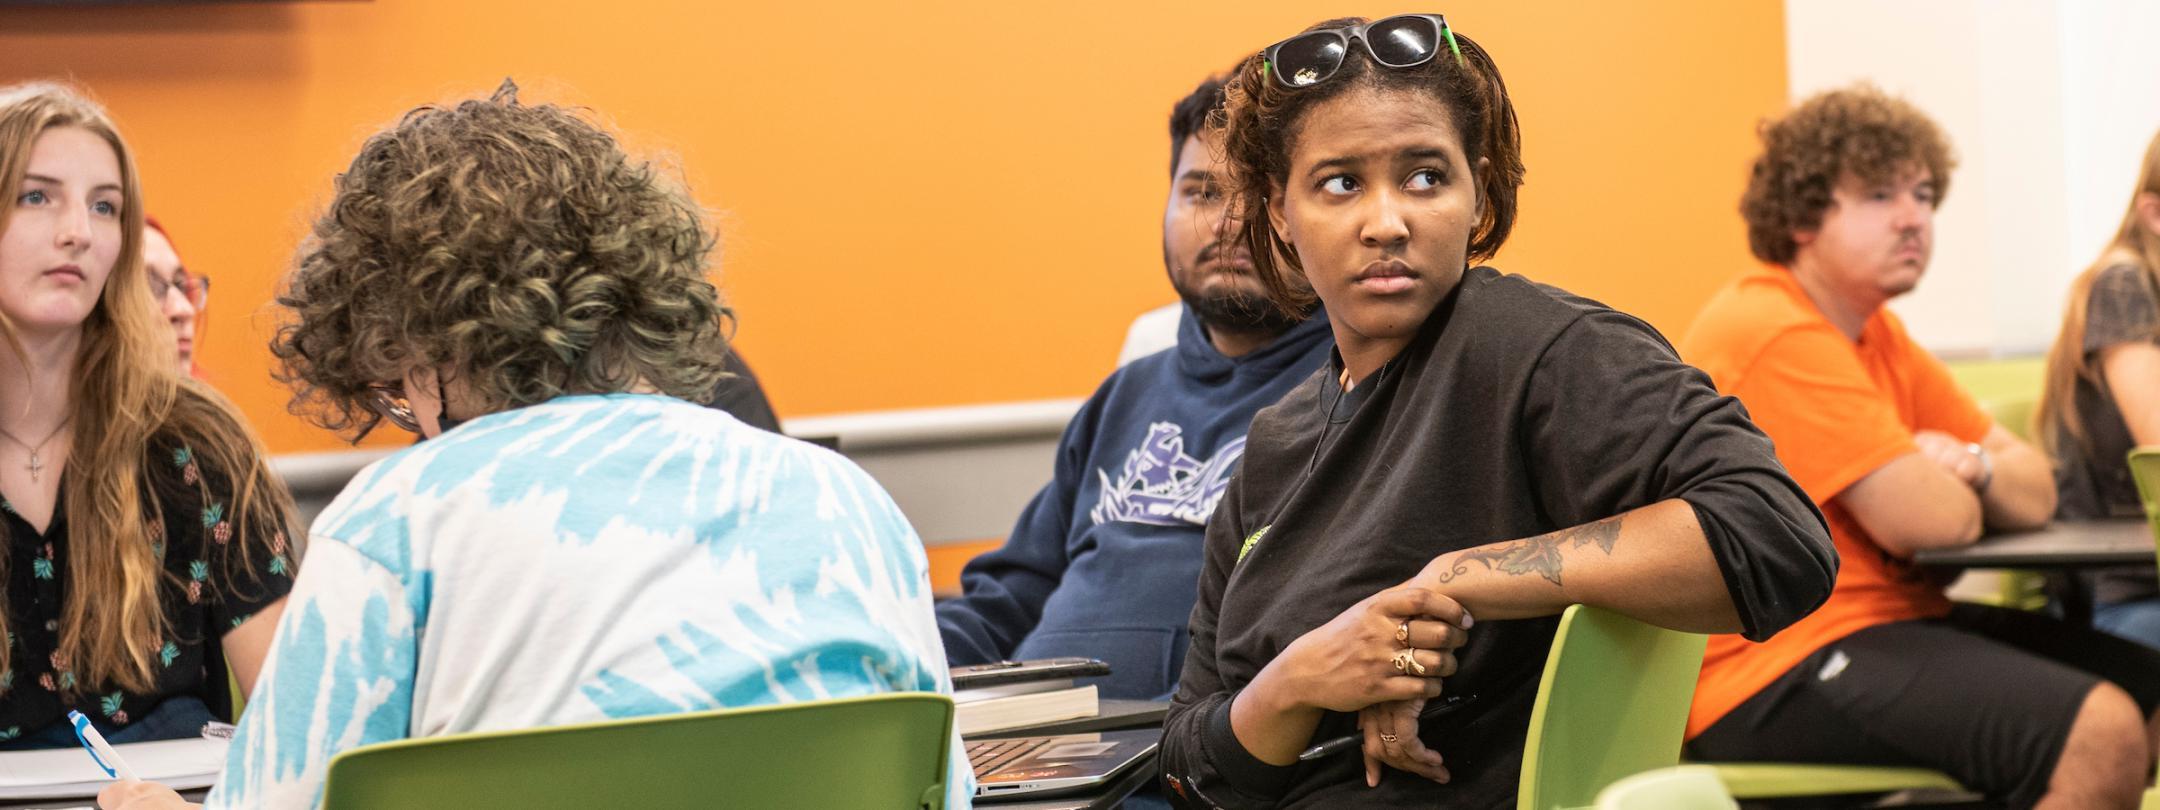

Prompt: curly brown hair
[
  {"left": 1742, "top": 84, "right": 1957, "bottom": 266},
  {"left": 1216, "top": 17, "right": 1524, "bottom": 315},
  {"left": 273, "top": 81, "right": 732, "bottom": 438}
]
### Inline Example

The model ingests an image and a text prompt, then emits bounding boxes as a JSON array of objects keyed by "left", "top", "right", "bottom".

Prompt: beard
[
  {"left": 1167, "top": 240, "right": 1308, "bottom": 338},
  {"left": 1178, "top": 281, "right": 1305, "bottom": 337}
]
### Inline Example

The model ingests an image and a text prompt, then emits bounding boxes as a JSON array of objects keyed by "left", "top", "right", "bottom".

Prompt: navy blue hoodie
[{"left": 937, "top": 306, "right": 1332, "bottom": 699}]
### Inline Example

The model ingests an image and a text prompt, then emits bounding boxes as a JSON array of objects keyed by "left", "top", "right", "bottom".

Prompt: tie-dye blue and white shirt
[{"left": 206, "top": 394, "right": 972, "bottom": 809}]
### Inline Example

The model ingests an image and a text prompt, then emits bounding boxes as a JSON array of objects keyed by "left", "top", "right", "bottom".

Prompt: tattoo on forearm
[{"left": 1433, "top": 515, "right": 1623, "bottom": 587}]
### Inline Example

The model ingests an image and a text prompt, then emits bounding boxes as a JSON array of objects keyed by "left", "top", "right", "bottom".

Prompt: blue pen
[{"left": 68, "top": 710, "right": 139, "bottom": 781}]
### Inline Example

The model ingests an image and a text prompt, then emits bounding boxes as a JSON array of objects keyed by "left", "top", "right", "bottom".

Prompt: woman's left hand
[
  {"left": 96, "top": 779, "right": 198, "bottom": 810},
  {"left": 1358, "top": 697, "right": 1452, "bottom": 786}
]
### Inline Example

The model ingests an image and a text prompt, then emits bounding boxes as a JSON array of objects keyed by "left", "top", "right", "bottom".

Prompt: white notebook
[{"left": 0, "top": 736, "right": 228, "bottom": 800}]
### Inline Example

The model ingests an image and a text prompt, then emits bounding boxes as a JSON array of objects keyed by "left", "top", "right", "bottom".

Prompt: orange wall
[{"left": 0, "top": 1, "right": 1788, "bottom": 455}]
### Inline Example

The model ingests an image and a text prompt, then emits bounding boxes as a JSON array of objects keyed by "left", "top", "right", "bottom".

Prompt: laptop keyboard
[{"left": 967, "top": 738, "right": 1053, "bottom": 777}]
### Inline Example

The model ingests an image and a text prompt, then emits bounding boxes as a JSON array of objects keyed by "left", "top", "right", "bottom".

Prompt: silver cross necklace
[{"left": 0, "top": 416, "right": 71, "bottom": 483}]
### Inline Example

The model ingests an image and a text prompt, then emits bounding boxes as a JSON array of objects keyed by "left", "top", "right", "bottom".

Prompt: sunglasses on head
[{"left": 1264, "top": 13, "right": 1464, "bottom": 89}]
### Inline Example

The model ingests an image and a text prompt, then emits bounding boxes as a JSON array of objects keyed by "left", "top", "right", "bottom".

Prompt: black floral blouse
[{"left": 0, "top": 436, "right": 293, "bottom": 740}]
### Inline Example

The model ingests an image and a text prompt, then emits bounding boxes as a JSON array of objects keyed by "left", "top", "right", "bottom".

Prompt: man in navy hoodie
[{"left": 936, "top": 76, "right": 1331, "bottom": 700}]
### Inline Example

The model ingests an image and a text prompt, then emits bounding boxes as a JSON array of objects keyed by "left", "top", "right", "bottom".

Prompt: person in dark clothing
[
  {"left": 1155, "top": 16, "right": 1837, "bottom": 809},
  {"left": 0, "top": 83, "right": 299, "bottom": 753},
  {"left": 709, "top": 349, "right": 781, "bottom": 434},
  {"left": 2039, "top": 127, "right": 2160, "bottom": 649},
  {"left": 935, "top": 76, "right": 1334, "bottom": 702}
]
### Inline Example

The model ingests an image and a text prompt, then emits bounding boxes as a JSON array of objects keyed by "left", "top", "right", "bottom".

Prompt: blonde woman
[
  {"left": 2039, "top": 128, "right": 2160, "bottom": 648},
  {"left": 0, "top": 82, "right": 296, "bottom": 749}
]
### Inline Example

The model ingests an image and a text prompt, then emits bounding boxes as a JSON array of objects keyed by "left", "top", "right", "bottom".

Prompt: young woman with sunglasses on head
[
  {"left": 97, "top": 82, "right": 971, "bottom": 810},
  {"left": 0, "top": 83, "right": 298, "bottom": 752},
  {"left": 1156, "top": 16, "right": 1836, "bottom": 807}
]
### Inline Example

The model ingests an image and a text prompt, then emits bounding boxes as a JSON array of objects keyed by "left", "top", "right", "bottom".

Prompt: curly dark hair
[
  {"left": 1742, "top": 84, "right": 1957, "bottom": 265},
  {"left": 272, "top": 81, "right": 732, "bottom": 438},
  {"left": 1216, "top": 17, "right": 1524, "bottom": 315}
]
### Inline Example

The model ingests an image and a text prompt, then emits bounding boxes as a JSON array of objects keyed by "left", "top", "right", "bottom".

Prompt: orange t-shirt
[{"left": 1676, "top": 266, "right": 1994, "bottom": 738}]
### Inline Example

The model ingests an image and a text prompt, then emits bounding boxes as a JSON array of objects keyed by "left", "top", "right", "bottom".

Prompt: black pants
[{"left": 1688, "top": 604, "right": 2160, "bottom": 809}]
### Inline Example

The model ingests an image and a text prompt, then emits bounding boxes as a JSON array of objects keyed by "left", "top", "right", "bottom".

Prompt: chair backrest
[
  {"left": 1594, "top": 765, "right": 1737, "bottom": 810},
  {"left": 1944, "top": 356, "right": 2044, "bottom": 440},
  {"left": 1116, "top": 303, "right": 1182, "bottom": 367},
  {"left": 1985, "top": 396, "right": 2038, "bottom": 443},
  {"left": 1518, "top": 605, "right": 1710, "bottom": 810},
  {"left": 321, "top": 693, "right": 955, "bottom": 810},
  {"left": 2128, "top": 448, "right": 2160, "bottom": 552}
]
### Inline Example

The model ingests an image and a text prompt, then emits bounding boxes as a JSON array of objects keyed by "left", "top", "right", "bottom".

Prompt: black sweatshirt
[{"left": 1158, "top": 268, "right": 1835, "bottom": 809}]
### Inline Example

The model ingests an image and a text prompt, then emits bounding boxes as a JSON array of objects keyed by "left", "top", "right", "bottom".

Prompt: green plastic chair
[
  {"left": 320, "top": 692, "right": 955, "bottom": 810},
  {"left": 1973, "top": 394, "right": 2051, "bottom": 611},
  {"left": 227, "top": 670, "right": 246, "bottom": 721},
  {"left": 1953, "top": 380, "right": 2048, "bottom": 611},
  {"left": 2130, "top": 447, "right": 2160, "bottom": 810},
  {"left": 1710, "top": 762, "right": 1963, "bottom": 800},
  {"left": 1593, "top": 765, "right": 1736, "bottom": 810},
  {"left": 1517, "top": 605, "right": 1708, "bottom": 810},
  {"left": 1990, "top": 396, "right": 2039, "bottom": 444},
  {"left": 1944, "top": 356, "right": 2045, "bottom": 428},
  {"left": 2128, "top": 448, "right": 2160, "bottom": 545}
]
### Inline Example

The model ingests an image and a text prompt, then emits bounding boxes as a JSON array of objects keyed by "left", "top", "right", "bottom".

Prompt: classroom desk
[
  {"left": 0, "top": 787, "right": 205, "bottom": 809},
  {"left": 1914, "top": 518, "right": 2152, "bottom": 623},
  {"left": 1911, "top": 518, "right": 2151, "bottom": 569},
  {"left": 973, "top": 699, "right": 1170, "bottom": 740}
]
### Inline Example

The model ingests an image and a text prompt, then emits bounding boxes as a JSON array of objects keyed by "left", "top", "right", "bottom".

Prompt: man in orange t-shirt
[{"left": 1680, "top": 85, "right": 2160, "bottom": 810}]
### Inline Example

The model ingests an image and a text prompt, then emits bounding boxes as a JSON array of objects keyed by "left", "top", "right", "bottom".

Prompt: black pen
[{"left": 1295, "top": 693, "right": 1481, "bottom": 762}]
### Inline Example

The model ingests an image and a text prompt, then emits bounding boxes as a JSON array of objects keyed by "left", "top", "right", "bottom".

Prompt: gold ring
[
  {"left": 1379, "top": 733, "right": 1398, "bottom": 743},
  {"left": 1407, "top": 654, "right": 1430, "bottom": 677},
  {"left": 1391, "top": 648, "right": 1415, "bottom": 674},
  {"left": 1396, "top": 620, "right": 1410, "bottom": 643}
]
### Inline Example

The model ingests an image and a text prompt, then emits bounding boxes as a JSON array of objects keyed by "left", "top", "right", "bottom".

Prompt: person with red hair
[{"left": 141, "top": 216, "right": 204, "bottom": 375}]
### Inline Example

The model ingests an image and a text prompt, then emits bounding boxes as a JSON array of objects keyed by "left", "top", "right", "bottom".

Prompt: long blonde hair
[
  {"left": 0, "top": 83, "right": 298, "bottom": 695},
  {"left": 2038, "top": 128, "right": 2160, "bottom": 462}
]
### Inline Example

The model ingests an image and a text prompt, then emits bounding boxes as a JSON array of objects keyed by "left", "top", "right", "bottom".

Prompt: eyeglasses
[
  {"left": 366, "top": 383, "right": 422, "bottom": 434},
  {"left": 147, "top": 270, "right": 210, "bottom": 310},
  {"left": 1263, "top": 13, "right": 1464, "bottom": 89}
]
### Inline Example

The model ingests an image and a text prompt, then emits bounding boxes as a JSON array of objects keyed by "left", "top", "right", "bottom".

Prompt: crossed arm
[
  {"left": 1226, "top": 498, "right": 1741, "bottom": 769},
  {"left": 1842, "top": 422, "right": 2056, "bottom": 558}
]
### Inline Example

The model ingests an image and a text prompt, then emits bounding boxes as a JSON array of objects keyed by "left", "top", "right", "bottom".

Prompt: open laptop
[{"left": 967, "top": 728, "right": 1158, "bottom": 801}]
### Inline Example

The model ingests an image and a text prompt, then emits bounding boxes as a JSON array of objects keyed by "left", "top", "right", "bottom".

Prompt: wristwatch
[{"left": 1964, "top": 442, "right": 1994, "bottom": 494}]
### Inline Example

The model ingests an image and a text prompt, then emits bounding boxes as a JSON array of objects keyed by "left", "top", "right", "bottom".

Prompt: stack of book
[{"left": 951, "top": 658, "right": 1108, "bottom": 736}]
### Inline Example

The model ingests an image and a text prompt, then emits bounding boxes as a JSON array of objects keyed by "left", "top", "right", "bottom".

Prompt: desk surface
[
  {"left": 973, "top": 699, "right": 1168, "bottom": 740},
  {"left": 0, "top": 788, "right": 206, "bottom": 810},
  {"left": 1913, "top": 519, "right": 2152, "bottom": 569}
]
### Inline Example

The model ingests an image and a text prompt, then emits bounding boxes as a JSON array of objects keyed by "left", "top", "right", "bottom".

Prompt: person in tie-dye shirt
[{"left": 98, "top": 81, "right": 971, "bottom": 810}]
